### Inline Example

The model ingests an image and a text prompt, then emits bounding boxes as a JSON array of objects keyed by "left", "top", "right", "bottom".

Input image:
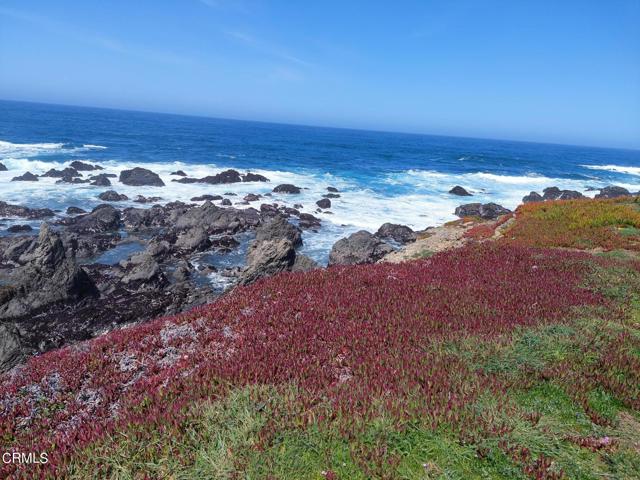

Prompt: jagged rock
[
  {"left": 0, "top": 162, "right": 7, "bottom": 171},
  {"left": 41, "top": 167, "right": 81, "bottom": 178},
  {"left": 90, "top": 174, "right": 112, "bottom": 187},
  {"left": 70, "top": 161, "right": 103, "bottom": 171},
  {"left": 239, "top": 239, "right": 296, "bottom": 285},
  {"left": 299, "top": 213, "right": 321, "bottom": 229},
  {"left": 133, "top": 195, "right": 162, "bottom": 204},
  {"left": 522, "top": 192, "right": 543, "bottom": 203},
  {"left": 11, "top": 172, "right": 38, "bottom": 182},
  {"left": 260, "top": 204, "right": 279, "bottom": 216},
  {"left": 174, "top": 227, "right": 211, "bottom": 252},
  {"left": 375, "top": 223, "right": 416, "bottom": 244},
  {"left": 291, "top": 254, "right": 319, "bottom": 272},
  {"left": 0, "top": 201, "right": 54, "bottom": 219},
  {"left": 56, "top": 176, "right": 90, "bottom": 184},
  {"left": 327, "top": 187, "right": 339, "bottom": 193},
  {"left": 171, "top": 170, "right": 187, "bottom": 176},
  {"left": 449, "top": 186, "right": 472, "bottom": 196},
  {"left": 221, "top": 199, "right": 232, "bottom": 206},
  {"left": 243, "top": 172, "right": 270, "bottom": 182},
  {"left": 172, "top": 169, "right": 242, "bottom": 185},
  {"left": 542, "top": 187, "right": 562, "bottom": 201},
  {"left": 67, "top": 205, "right": 121, "bottom": 234},
  {"left": 595, "top": 186, "right": 631, "bottom": 199},
  {"left": 328, "top": 230, "right": 394, "bottom": 266},
  {"left": 191, "top": 195, "right": 222, "bottom": 202},
  {"left": 255, "top": 216, "right": 302, "bottom": 247},
  {"left": 66, "top": 207, "right": 86, "bottom": 215},
  {"left": 7, "top": 225, "right": 33, "bottom": 233},
  {"left": 174, "top": 201, "right": 260, "bottom": 234},
  {"left": 0, "top": 323, "right": 26, "bottom": 372},
  {"left": 558, "top": 190, "right": 584, "bottom": 200},
  {"left": 454, "top": 203, "right": 512, "bottom": 220},
  {"left": 316, "top": 198, "right": 331, "bottom": 209},
  {"left": 273, "top": 184, "right": 301, "bottom": 194},
  {"left": 0, "top": 224, "right": 97, "bottom": 319},
  {"left": 98, "top": 190, "right": 129, "bottom": 202},
  {"left": 244, "top": 193, "right": 261, "bottom": 202},
  {"left": 120, "top": 167, "right": 165, "bottom": 187}
]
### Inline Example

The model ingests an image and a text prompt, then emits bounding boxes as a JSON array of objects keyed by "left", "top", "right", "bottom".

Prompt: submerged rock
[
  {"left": 0, "top": 201, "right": 54, "bottom": 219},
  {"left": 449, "top": 186, "right": 472, "bottom": 196},
  {"left": 243, "top": 172, "right": 270, "bottom": 182},
  {"left": 273, "top": 184, "right": 301, "bottom": 194},
  {"left": 191, "top": 195, "right": 222, "bottom": 202},
  {"left": 41, "top": 167, "right": 81, "bottom": 178},
  {"left": 70, "top": 161, "right": 103, "bottom": 171},
  {"left": 120, "top": 167, "right": 165, "bottom": 187},
  {"left": 98, "top": 190, "right": 129, "bottom": 202},
  {"left": 0, "top": 162, "right": 7, "bottom": 171},
  {"left": 316, "top": 198, "right": 331, "bottom": 209},
  {"left": 171, "top": 170, "right": 187, "bottom": 176},
  {"left": 66, "top": 206, "right": 87, "bottom": 215},
  {"left": 90, "top": 174, "right": 112, "bottom": 187},
  {"left": 328, "top": 230, "right": 394, "bottom": 266}
]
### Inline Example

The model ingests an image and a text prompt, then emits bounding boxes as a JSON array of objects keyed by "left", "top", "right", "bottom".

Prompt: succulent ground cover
[{"left": 1, "top": 199, "right": 640, "bottom": 479}]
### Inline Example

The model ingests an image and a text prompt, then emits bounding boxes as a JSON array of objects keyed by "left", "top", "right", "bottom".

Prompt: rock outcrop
[
  {"left": 454, "top": 203, "right": 511, "bottom": 220},
  {"left": 98, "top": 190, "right": 129, "bottom": 202},
  {"left": 120, "top": 167, "right": 165, "bottom": 187},
  {"left": 70, "top": 161, "right": 103, "bottom": 171},
  {"left": 595, "top": 186, "right": 631, "bottom": 199},
  {"left": 328, "top": 230, "right": 394, "bottom": 266},
  {"left": 273, "top": 184, "right": 301, "bottom": 194},
  {"left": 449, "top": 186, "right": 472, "bottom": 196},
  {"left": 11, "top": 172, "right": 38, "bottom": 182},
  {"left": 375, "top": 223, "right": 417, "bottom": 244},
  {"left": 0, "top": 201, "right": 54, "bottom": 219}
]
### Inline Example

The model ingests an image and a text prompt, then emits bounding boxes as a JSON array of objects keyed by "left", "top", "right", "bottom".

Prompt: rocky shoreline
[{"left": 0, "top": 162, "right": 636, "bottom": 372}]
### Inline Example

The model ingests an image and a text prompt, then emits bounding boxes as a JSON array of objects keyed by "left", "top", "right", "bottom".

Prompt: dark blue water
[{"left": 1, "top": 99, "right": 639, "bottom": 262}]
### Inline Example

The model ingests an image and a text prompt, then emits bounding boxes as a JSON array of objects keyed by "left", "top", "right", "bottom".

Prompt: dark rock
[
  {"left": 522, "top": 192, "right": 543, "bottom": 203},
  {"left": 66, "top": 207, "right": 86, "bottom": 215},
  {"left": 558, "top": 190, "right": 585, "bottom": 200},
  {"left": 328, "top": 230, "right": 394, "bottom": 266},
  {"left": 299, "top": 213, "right": 321, "bottom": 229},
  {"left": 133, "top": 195, "right": 162, "bottom": 204},
  {"left": 174, "top": 201, "right": 260, "bottom": 234},
  {"left": 281, "top": 207, "right": 300, "bottom": 216},
  {"left": 243, "top": 193, "right": 261, "bottom": 202},
  {"left": 595, "top": 185, "right": 632, "bottom": 199},
  {"left": 41, "top": 167, "right": 81, "bottom": 178},
  {"left": 243, "top": 172, "right": 270, "bottom": 182},
  {"left": 172, "top": 169, "right": 242, "bottom": 185},
  {"left": 291, "top": 254, "right": 319, "bottom": 272},
  {"left": 70, "top": 161, "right": 103, "bottom": 171},
  {"left": 375, "top": 223, "right": 417, "bottom": 244},
  {"left": 11, "top": 172, "right": 38, "bottom": 182},
  {"left": 273, "top": 184, "right": 301, "bottom": 194},
  {"left": 120, "top": 167, "right": 165, "bottom": 187},
  {"left": 7, "top": 225, "right": 33, "bottom": 233},
  {"left": 0, "top": 162, "right": 7, "bottom": 171},
  {"left": 449, "top": 185, "right": 472, "bottom": 196},
  {"left": 454, "top": 203, "right": 512, "bottom": 220},
  {"left": 260, "top": 204, "right": 279, "bottom": 216},
  {"left": 0, "top": 323, "right": 26, "bottom": 372},
  {"left": 171, "top": 170, "right": 187, "bottom": 176},
  {"left": 120, "top": 255, "right": 164, "bottom": 286},
  {"left": 0, "top": 201, "right": 54, "bottom": 219},
  {"left": 0, "top": 224, "right": 97, "bottom": 320},
  {"left": 224, "top": 192, "right": 237, "bottom": 196},
  {"left": 293, "top": 203, "right": 303, "bottom": 209},
  {"left": 239, "top": 239, "right": 296, "bottom": 285},
  {"left": 90, "top": 174, "right": 112, "bottom": 187},
  {"left": 542, "top": 187, "right": 562, "bottom": 201},
  {"left": 191, "top": 195, "right": 223, "bottom": 202},
  {"left": 316, "top": 198, "right": 331, "bottom": 209},
  {"left": 255, "top": 216, "right": 302, "bottom": 247},
  {"left": 174, "top": 227, "right": 212, "bottom": 252},
  {"left": 221, "top": 199, "right": 232, "bottom": 206},
  {"left": 56, "top": 176, "right": 91, "bottom": 185},
  {"left": 211, "top": 235, "right": 239, "bottom": 251},
  {"left": 98, "top": 190, "right": 129, "bottom": 202},
  {"left": 322, "top": 193, "right": 341, "bottom": 199},
  {"left": 327, "top": 187, "right": 339, "bottom": 193},
  {"left": 67, "top": 204, "right": 121, "bottom": 234}
]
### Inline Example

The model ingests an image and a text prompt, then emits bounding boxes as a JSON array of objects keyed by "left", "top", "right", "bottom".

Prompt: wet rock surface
[{"left": 119, "top": 167, "right": 165, "bottom": 187}]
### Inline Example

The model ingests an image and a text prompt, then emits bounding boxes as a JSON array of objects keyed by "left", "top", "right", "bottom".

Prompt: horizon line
[{"left": 1, "top": 97, "right": 638, "bottom": 154}]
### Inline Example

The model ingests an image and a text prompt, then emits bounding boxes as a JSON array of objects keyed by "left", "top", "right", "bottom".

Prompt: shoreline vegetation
[{"left": 1, "top": 160, "right": 639, "bottom": 478}]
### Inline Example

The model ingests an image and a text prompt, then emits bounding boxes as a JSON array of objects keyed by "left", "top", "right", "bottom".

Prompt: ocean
[{"left": 1, "top": 99, "right": 639, "bottom": 264}]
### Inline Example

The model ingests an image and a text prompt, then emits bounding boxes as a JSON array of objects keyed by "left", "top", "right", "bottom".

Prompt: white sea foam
[
  {"left": 83, "top": 144, "right": 108, "bottom": 150},
  {"left": 581, "top": 164, "right": 640, "bottom": 176}
]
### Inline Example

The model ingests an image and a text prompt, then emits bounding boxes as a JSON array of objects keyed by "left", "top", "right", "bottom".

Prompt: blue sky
[{"left": 0, "top": 0, "right": 639, "bottom": 149}]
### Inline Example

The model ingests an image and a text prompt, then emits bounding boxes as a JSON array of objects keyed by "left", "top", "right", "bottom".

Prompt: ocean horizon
[{"left": 1, "top": 98, "right": 640, "bottom": 268}]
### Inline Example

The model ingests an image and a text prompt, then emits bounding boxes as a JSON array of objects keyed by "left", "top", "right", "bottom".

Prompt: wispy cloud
[
  {"left": 0, "top": 6, "right": 192, "bottom": 66},
  {"left": 223, "top": 29, "right": 313, "bottom": 68}
]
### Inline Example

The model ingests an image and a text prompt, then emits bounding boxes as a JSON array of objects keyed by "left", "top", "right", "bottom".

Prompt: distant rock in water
[
  {"left": 171, "top": 170, "right": 187, "bottom": 176},
  {"left": 328, "top": 230, "right": 394, "bottom": 266},
  {"left": 299, "top": 213, "right": 321, "bottom": 230},
  {"left": 66, "top": 206, "right": 86, "bottom": 215},
  {"left": 11, "top": 172, "right": 38, "bottom": 182},
  {"left": 595, "top": 185, "right": 631, "bottom": 199},
  {"left": 449, "top": 186, "right": 472, "bottom": 196},
  {"left": 120, "top": 167, "right": 165, "bottom": 187},
  {"left": 98, "top": 190, "right": 129, "bottom": 202},
  {"left": 315, "top": 198, "right": 331, "bottom": 209},
  {"left": 375, "top": 223, "right": 417, "bottom": 244},
  {"left": 134, "top": 195, "right": 162, "bottom": 204},
  {"left": 542, "top": 187, "right": 562, "bottom": 201},
  {"left": 243, "top": 172, "right": 270, "bottom": 182},
  {"left": 7, "top": 225, "right": 33, "bottom": 233},
  {"left": 273, "top": 184, "right": 301, "bottom": 194},
  {"left": 221, "top": 198, "right": 232, "bottom": 206},
  {"left": 70, "top": 161, "right": 103, "bottom": 171},
  {"left": 90, "top": 174, "right": 112, "bottom": 187},
  {"left": 0, "top": 162, "right": 7, "bottom": 171},
  {"left": 522, "top": 191, "right": 543, "bottom": 203},
  {"left": 41, "top": 167, "right": 81, "bottom": 178},
  {"left": 0, "top": 201, "right": 54, "bottom": 219},
  {"left": 56, "top": 176, "right": 90, "bottom": 185},
  {"left": 191, "top": 195, "right": 223, "bottom": 202},
  {"left": 455, "top": 203, "right": 511, "bottom": 220},
  {"left": 327, "top": 186, "right": 339, "bottom": 193},
  {"left": 244, "top": 193, "right": 261, "bottom": 202}
]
